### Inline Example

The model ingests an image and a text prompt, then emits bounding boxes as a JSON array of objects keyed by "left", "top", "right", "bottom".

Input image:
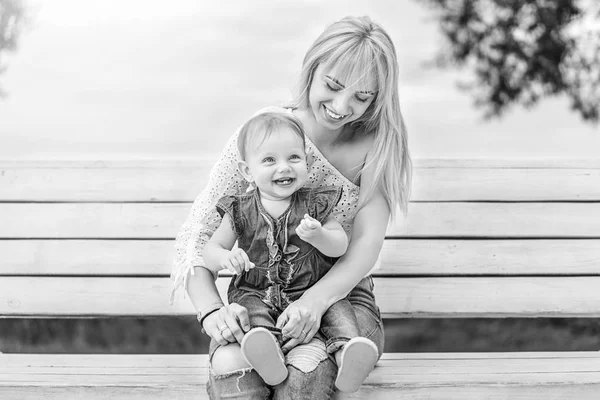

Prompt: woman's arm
[
  {"left": 304, "top": 191, "right": 389, "bottom": 311},
  {"left": 277, "top": 192, "right": 389, "bottom": 350},
  {"left": 301, "top": 142, "right": 390, "bottom": 311},
  {"left": 277, "top": 145, "right": 392, "bottom": 350},
  {"left": 186, "top": 267, "right": 250, "bottom": 345},
  {"left": 170, "top": 130, "right": 248, "bottom": 303},
  {"left": 172, "top": 141, "right": 252, "bottom": 344}
]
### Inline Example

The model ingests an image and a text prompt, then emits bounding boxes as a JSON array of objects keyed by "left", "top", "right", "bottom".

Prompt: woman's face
[{"left": 308, "top": 63, "right": 377, "bottom": 132}]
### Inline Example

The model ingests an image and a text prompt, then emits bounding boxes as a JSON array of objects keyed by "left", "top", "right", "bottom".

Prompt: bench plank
[
  {"left": 0, "top": 386, "right": 595, "bottom": 400},
  {"left": 2, "top": 353, "right": 600, "bottom": 399},
  {"left": 2, "top": 159, "right": 600, "bottom": 201},
  {"left": 4, "top": 276, "right": 600, "bottom": 317},
  {"left": 3, "top": 239, "right": 600, "bottom": 276},
  {"left": 2, "top": 202, "right": 600, "bottom": 238}
]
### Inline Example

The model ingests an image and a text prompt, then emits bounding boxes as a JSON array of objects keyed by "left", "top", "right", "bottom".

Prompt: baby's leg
[
  {"left": 236, "top": 295, "right": 288, "bottom": 385},
  {"left": 321, "top": 298, "right": 378, "bottom": 392}
]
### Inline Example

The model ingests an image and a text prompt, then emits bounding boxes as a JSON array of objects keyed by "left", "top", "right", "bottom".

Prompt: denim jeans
[
  {"left": 208, "top": 294, "right": 359, "bottom": 357},
  {"left": 206, "top": 276, "right": 384, "bottom": 399}
]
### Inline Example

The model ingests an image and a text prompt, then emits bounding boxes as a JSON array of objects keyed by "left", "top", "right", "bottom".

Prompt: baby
[{"left": 204, "top": 110, "right": 378, "bottom": 392}]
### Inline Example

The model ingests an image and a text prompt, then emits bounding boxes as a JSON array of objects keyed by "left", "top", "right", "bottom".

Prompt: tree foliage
[
  {"left": 0, "top": 0, "right": 25, "bottom": 96},
  {"left": 421, "top": 0, "right": 600, "bottom": 123}
]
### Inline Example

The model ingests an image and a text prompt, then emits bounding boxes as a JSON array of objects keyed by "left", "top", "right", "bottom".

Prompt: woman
[{"left": 171, "top": 15, "right": 412, "bottom": 399}]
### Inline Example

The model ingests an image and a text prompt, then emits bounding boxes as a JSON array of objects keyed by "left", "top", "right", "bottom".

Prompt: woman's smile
[{"left": 323, "top": 104, "right": 350, "bottom": 122}]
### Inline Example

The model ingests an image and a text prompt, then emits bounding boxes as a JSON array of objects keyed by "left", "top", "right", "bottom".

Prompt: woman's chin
[{"left": 316, "top": 107, "right": 346, "bottom": 130}]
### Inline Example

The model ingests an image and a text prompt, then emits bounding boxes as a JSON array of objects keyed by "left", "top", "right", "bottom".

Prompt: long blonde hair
[{"left": 288, "top": 16, "right": 412, "bottom": 218}]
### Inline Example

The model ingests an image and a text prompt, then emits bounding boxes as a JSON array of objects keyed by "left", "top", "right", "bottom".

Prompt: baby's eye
[
  {"left": 289, "top": 154, "right": 302, "bottom": 160},
  {"left": 262, "top": 157, "right": 275, "bottom": 163}
]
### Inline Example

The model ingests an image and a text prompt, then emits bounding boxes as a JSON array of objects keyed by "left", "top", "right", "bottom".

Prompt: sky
[{"left": 0, "top": 0, "right": 598, "bottom": 159}]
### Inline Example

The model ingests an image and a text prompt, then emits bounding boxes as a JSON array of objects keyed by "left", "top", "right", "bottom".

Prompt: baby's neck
[{"left": 259, "top": 194, "right": 292, "bottom": 219}]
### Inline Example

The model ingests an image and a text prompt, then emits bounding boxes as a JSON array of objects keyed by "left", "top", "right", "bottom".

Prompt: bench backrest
[{"left": 1, "top": 159, "right": 600, "bottom": 318}]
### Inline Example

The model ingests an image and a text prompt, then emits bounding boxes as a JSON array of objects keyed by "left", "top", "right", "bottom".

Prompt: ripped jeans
[{"left": 206, "top": 276, "right": 384, "bottom": 399}]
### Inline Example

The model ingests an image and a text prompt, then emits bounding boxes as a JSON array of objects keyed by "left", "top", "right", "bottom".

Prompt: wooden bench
[{"left": 1, "top": 158, "right": 600, "bottom": 399}]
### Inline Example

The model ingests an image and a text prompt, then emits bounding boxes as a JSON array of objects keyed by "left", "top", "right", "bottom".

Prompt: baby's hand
[
  {"left": 221, "top": 248, "right": 255, "bottom": 274},
  {"left": 295, "top": 214, "right": 322, "bottom": 243}
]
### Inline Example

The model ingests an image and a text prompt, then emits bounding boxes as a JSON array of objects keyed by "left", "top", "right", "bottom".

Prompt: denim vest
[{"left": 216, "top": 186, "right": 343, "bottom": 312}]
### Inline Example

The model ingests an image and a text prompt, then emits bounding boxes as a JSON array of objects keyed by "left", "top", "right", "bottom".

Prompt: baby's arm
[
  {"left": 296, "top": 213, "right": 348, "bottom": 257},
  {"left": 204, "top": 213, "right": 255, "bottom": 274}
]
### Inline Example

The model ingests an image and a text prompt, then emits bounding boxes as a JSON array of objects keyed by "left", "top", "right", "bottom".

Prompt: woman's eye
[
  {"left": 326, "top": 83, "right": 340, "bottom": 92},
  {"left": 355, "top": 96, "right": 370, "bottom": 103}
]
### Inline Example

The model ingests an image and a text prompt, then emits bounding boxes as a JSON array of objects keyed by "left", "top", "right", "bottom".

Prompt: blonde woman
[{"left": 172, "top": 16, "right": 412, "bottom": 398}]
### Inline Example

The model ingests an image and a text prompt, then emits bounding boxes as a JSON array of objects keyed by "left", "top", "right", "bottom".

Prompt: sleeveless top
[{"left": 218, "top": 186, "right": 342, "bottom": 311}]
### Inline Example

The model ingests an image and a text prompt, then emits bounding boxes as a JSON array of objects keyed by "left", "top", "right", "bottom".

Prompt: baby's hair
[
  {"left": 237, "top": 111, "right": 306, "bottom": 161},
  {"left": 288, "top": 16, "right": 412, "bottom": 218}
]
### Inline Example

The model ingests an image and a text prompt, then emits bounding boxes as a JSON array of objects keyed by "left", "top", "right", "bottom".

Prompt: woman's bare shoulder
[{"left": 349, "top": 131, "right": 376, "bottom": 161}]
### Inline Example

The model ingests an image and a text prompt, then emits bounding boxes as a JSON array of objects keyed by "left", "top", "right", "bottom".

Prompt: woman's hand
[
  {"left": 276, "top": 297, "right": 326, "bottom": 353},
  {"left": 202, "top": 303, "right": 251, "bottom": 346}
]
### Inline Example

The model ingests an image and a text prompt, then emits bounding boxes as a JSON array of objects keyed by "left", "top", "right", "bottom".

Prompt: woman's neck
[{"left": 294, "top": 108, "right": 346, "bottom": 149}]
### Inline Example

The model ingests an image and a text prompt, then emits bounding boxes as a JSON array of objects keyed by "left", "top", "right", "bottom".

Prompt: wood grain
[
  {"left": 2, "top": 239, "right": 600, "bottom": 276},
  {"left": 2, "top": 202, "right": 599, "bottom": 238},
  {"left": 2, "top": 159, "right": 600, "bottom": 201},
  {"left": 2, "top": 353, "right": 600, "bottom": 399},
  {"left": 3, "top": 276, "right": 600, "bottom": 318}
]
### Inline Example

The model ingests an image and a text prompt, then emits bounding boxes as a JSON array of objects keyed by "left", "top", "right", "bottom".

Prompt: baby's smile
[{"left": 273, "top": 177, "right": 295, "bottom": 187}]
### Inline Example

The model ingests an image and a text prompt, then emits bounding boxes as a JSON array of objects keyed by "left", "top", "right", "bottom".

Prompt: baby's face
[{"left": 244, "top": 128, "right": 308, "bottom": 201}]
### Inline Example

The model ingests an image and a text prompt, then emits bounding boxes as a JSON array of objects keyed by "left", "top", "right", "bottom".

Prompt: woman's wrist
[
  {"left": 186, "top": 267, "right": 226, "bottom": 332},
  {"left": 302, "top": 288, "right": 337, "bottom": 316},
  {"left": 197, "top": 302, "right": 224, "bottom": 324},
  {"left": 197, "top": 302, "right": 224, "bottom": 332}
]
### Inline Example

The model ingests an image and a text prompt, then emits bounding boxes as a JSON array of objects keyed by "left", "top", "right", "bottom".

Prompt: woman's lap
[
  {"left": 207, "top": 276, "right": 383, "bottom": 398},
  {"left": 346, "top": 276, "right": 385, "bottom": 356}
]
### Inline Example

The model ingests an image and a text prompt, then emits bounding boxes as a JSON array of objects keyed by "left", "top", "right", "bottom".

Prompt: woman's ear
[{"left": 237, "top": 160, "right": 254, "bottom": 182}]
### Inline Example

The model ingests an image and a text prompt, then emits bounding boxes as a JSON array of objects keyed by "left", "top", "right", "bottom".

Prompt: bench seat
[
  {"left": 2, "top": 158, "right": 600, "bottom": 399},
  {"left": 3, "top": 352, "right": 600, "bottom": 399}
]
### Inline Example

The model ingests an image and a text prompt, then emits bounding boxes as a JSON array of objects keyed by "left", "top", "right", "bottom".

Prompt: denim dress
[{"left": 216, "top": 185, "right": 343, "bottom": 315}]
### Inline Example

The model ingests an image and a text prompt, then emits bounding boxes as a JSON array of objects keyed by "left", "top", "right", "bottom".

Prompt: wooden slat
[
  {"left": 0, "top": 240, "right": 175, "bottom": 276},
  {"left": 2, "top": 353, "right": 600, "bottom": 399},
  {"left": 414, "top": 165, "right": 600, "bottom": 201},
  {"left": 2, "top": 159, "right": 600, "bottom": 201},
  {"left": 0, "top": 385, "right": 596, "bottom": 400},
  {"left": 1, "top": 202, "right": 600, "bottom": 238},
  {"left": 378, "top": 239, "right": 600, "bottom": 275},
  {"left": 390, "top": 202, "right": 600, "bottom": 238},
  {"left": 0, "top": 203, "right": 185, "bottom": 239},
  {"left": 413, "top": 158, "right": 600, "bottom": 168},
  {"left": 0, "top": 159, "right": 214, "bottom": 202},
  {"left": 3, "top": 239, "right": 600, "bottom": 276},
  {"left": 3, "top": 276, "right": 600, "bottom": 318}
]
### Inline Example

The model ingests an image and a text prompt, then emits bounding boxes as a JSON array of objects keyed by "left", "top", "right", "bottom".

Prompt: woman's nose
[{"left": 332, "top": 92, "right": 352, "bottom": 115}]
